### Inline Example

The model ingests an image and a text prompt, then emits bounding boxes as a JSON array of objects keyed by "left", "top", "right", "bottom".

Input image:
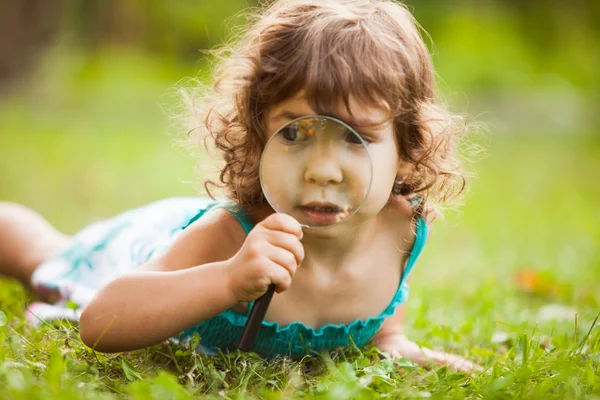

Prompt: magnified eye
[
  {"left": 279, "top": 123, "right": 310, "bottom": 143},
  {"left": 281, "top": 125, "right": 299, "bottom": 141}
]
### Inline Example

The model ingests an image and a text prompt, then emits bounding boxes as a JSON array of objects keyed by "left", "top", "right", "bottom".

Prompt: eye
[
  {"left": 344, "top": 130, "right": 367, "bottom": 145},
  {"left": 279, "top": 123, "right": 310, "bottom": 143},
  {"left": 281, "top": 125, "right": 299, "bottom": 141}
]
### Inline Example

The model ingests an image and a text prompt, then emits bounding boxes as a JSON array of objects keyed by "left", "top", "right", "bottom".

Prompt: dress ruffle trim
[{"left": 210, "top": 218, "right": 427, "bottom": 337}]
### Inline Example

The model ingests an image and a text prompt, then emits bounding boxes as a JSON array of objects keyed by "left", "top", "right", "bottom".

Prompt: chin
[
  {"left": 302, "top": 222, "right": 346, "bottom": 238},
  {"left": 305, "top": 216, "right": 370, "bottom": 239}
]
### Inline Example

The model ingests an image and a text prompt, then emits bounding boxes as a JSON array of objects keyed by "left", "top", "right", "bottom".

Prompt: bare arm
[
  {"left": 370, "top": 278, "right": 481, "bottom": 373},
  {"left": 79, "top": 209, "right": 246, "bottom": 352},
  {"left": 370, "top": 290, "right": 407, "bottom": 343},
  {"left": 80, "top": 210, "right": 304, "bottom": 354}
]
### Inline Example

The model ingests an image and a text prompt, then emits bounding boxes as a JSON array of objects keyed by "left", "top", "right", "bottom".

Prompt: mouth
[{"left": 297, "top": 202, "right": 351, "bottom": 225}]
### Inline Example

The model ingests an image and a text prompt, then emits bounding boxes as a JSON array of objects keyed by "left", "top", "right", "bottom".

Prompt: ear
[{"left": 396, "top": 160, "right": 413, "bottom": 182}]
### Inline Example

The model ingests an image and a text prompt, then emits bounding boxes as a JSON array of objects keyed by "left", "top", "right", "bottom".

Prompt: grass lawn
[{"left": 0, "top": 63, "right": 599, "bottom": 398}]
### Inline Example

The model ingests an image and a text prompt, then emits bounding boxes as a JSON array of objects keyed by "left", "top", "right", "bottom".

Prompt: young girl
[{"left": 0, "top": 0, "right": 479, "bottom": 372}]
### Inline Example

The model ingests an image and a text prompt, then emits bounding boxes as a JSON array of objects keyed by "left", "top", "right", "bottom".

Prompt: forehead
[{"left": 268, "top": 92, "right": 391, "bottom": 130}]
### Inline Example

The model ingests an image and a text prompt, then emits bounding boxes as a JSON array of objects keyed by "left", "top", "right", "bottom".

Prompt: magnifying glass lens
[{"left": 260, "top": 116, "right": 373, "bottom": 228}]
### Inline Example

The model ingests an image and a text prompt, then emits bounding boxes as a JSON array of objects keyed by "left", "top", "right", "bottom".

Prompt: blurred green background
[{"left": 1, "top": 0, "right": 599, "bottom": 317}]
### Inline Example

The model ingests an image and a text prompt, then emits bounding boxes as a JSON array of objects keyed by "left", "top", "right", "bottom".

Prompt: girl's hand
[
  {"left": 225, "top": 213, "right": 304, "bottom": 303},
  {"left": 375, "top": 334, "right": 482, "bottom": 374}
]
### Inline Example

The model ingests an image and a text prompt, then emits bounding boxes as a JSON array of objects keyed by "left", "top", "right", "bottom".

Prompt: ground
[{"left": 0, "top": 86, "right": 599, "bottom": 398}]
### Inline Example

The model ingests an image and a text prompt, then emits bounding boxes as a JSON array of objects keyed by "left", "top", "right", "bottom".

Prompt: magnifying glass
[{"left": 237, "top": 115, "right": 373, "bottom": 351}]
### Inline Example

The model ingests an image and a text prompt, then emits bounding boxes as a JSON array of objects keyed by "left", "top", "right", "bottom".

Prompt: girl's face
[{"left": 263, "top": 94, "right": 404, "bottom": 233}]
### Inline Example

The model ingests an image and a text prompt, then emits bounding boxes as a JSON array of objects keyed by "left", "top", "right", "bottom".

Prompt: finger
[
  {"left": 265, "top": 247, "right": 299, "bottom": 278},
  {"left": 447, "top": 356, "right": 483, "bottom": 373},
  {"left": 431, "top": 351, "right": 481, "bottom": 373},
  {"left": 267, "top": 262, "right": 293, "bottom": 293},
  {"left": 261, "top": 213, "right": 303, "bottom": 239},
  {"left": 265, "top": 231, "right": 305, "bottom": 265}
]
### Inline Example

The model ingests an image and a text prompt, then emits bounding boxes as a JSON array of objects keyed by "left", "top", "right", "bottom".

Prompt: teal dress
[{"left": 28, "top": 197, "right": 428, "bottom": 358}]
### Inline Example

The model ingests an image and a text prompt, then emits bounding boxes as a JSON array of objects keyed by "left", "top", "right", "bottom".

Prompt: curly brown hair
[{"left": 183, "top": 0, "right": 471, "bottom": 221}]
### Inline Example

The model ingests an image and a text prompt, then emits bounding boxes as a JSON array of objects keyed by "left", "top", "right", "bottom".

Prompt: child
[{"left": 0, "top": 0, "right": 479, "bottom": 372}]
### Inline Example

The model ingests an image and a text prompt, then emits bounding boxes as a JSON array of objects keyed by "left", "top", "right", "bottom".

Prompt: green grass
[{"left": 1, "top": 53, "right": 599, "bottom": 399}]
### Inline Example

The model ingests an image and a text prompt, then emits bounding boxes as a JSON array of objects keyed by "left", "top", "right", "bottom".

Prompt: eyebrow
[{"left": 271, "top": 110, "right": 385, "bottom": 130}]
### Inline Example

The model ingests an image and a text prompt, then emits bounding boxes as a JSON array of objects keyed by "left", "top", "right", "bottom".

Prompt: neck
[
  {"left": 249, "top": 204, "right": 381, "bottom": 273},
  {"left": 300, "top": 218, "right": 379, "bottom": 272}
]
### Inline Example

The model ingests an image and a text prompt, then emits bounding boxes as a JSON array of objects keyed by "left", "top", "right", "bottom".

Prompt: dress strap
[
  {"left": 400, "top": 217, "right": 428, "bottom": 285},
  {"left": 180, "top": 201, "right": 255, "bottom": 235},
  {"left": 376, "top": 216, "right": 429, "bottom": 318},
  {"left": 221, "top": 204, "right": 255, "bottom": 235}
]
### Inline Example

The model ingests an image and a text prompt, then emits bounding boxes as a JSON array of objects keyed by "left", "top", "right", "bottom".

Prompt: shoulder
[
  {"left": 190, "top": 206, "right": 249, "bottom": 240},
  {"left": 382, "top": 195, "right": 416, "bottom": 221},
  {"left": 378, "top": 196, "right": 419, "bottom": 253},
  {"left": 140, "top": 207, "right": 248, "bottom": 272}
]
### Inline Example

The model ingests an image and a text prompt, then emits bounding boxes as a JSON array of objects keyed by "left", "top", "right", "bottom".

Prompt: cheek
[
  {"left": 260, "top": 149, "right": 298, "bottom": 207},
  {"left": 360, "top": 146, "right": 399, "bottom": 211}
]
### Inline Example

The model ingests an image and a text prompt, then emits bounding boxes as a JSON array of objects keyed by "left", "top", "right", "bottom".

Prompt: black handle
[{"left": 237, "top": 284, "right": 275, "bottom": 351}]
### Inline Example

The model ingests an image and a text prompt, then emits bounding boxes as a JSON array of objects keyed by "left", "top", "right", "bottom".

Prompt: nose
[{"left": 304, "top": 146, "right": 343, "bottom": 186}]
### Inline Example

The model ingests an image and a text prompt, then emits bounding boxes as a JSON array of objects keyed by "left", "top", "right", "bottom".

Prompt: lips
[
  {"left": 297, "top": 202, "right": 351, "bottom": 225},
  {"left": 299, "top": 202, "right": 343, "bottom": 213}
]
